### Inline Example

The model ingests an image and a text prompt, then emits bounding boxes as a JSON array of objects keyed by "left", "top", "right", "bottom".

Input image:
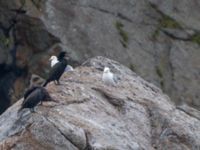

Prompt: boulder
[{"left": 0, "top": 57, "right": 199, "bottom": 150}]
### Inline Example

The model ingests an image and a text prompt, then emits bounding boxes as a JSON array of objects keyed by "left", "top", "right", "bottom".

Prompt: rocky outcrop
[
  {"left": 0, "top": 0, "right": 200, "bottom": 114},
  {"left": 41, "top": 0, "right": 200, "bottom": 109},
  {"left": 0, "top": 0, "right": 60, "bottom": 113},
  {"left": 0, "top": 57, "right": 199, "bottom": 150}
]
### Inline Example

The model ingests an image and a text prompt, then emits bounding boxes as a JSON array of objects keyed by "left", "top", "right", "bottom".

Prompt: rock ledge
[{"left": 0, "top": 56, "right": 199, "bottom": 150}]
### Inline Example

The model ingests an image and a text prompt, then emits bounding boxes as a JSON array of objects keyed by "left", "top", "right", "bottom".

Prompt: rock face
[
  {"left": 0, "top": 57, "right": 199, "bottom": 150},
  {"left": 41, "top": 0, "right": 200, "bottom": 109},
  {"left": 0, "top": 0, "right": 60, "bottom": 113}
]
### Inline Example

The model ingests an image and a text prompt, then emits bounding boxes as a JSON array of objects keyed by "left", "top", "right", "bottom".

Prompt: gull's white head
[
  {"left": 49, "top": 56, "right": 57, "bottom": 61},
  {"left": 103, "top": 67, "right": 110, "bottom": 73}
]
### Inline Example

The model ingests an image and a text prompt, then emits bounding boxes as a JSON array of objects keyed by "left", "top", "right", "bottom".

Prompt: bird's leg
[
  {"left": 54, "top": 80, "right": 57, "bottom": 84},
  {"left": 30, "top": 107, "right": 36, "bottom": 113},
  {"left": 57, "top": 80, "right": 60, "bottom": 85}
]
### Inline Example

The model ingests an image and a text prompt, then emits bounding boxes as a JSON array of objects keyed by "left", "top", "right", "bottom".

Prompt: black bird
[
  {"left": 18, "top": 86, "right": 52, "bottom": 113},
  {"left": 23, "top": 85, "right": 39, "bottom": 100},
  {"left": 57, "top": 51, "right": 66, "bottom": 61},
  {"left": 43, "top": 52, "right": 67, "bottom": 87}
]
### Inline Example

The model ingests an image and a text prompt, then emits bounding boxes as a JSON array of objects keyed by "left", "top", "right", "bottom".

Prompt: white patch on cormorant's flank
[
  {"left": 65, "top": 65, "right": 74, "bottom": 72},
  {"left": 102, "top": 67, "right": 115, "bottom": 86},
  {"left": 49, "top": 55, "right": 59, "bottom": 67}
]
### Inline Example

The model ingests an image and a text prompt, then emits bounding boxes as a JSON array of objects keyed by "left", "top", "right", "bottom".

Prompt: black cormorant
[
  {"left": 43, "top": 52, "right": 67, "bottom": 87},
  {"left": 18, "top": 86, "right": 52, "bottom": 113},
  {"left": 23, "top": 85, "right": 39, "bottom": 100}
]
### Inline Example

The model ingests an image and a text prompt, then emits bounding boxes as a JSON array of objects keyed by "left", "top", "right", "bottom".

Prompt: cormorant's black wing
[
  {"left": 23, "top": 86, "right": 39, "bottom": 100},
  {"left": 43, "top": 62, "right": 63, "bottom": 86},
  {"left": 22, "top": 88, "right": 43, "bottom": 109},
  {"left": 49, "top": 61, "right": 67, "bottom": 80},
  {"left": 41, "top": 87, "right": 52, "bottom": 101},
  {"left": 43, "top": 59, "right": 67, "bottom": 87}
]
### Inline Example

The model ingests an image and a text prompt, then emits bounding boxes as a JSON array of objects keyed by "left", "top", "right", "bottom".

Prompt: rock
[
  {"left": 30, "top": 74, "right": 45, "bottom": 86},
  {"left": 0, "top": 57, "right": 199, "bottom": 150},
  {"left": 148, "top": 0, "right": 200, "bottom": 30},
  {"left": 177, "top": 103, "right": 200, "bottom": 121},
  {"left": 0, "top": 0, "right": 61, "bottom": 113},
  {"left": 41, "top": 0, "right": 200, "bottom": 110},
  {"left": 0, "top": 0, "right": 200, "bottom": 116},
  {"left": 161, "top": 28, "right": 191, "bottom": 41}
]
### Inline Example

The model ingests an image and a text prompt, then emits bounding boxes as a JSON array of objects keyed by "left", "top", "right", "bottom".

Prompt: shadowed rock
[{"left": 0, "top": 0, "right": 61, "bottom": 114}]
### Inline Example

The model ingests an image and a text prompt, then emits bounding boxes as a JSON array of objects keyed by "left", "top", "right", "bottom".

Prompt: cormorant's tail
[{"left": 43, "top": 80, "right": 49, "bottom": 87}]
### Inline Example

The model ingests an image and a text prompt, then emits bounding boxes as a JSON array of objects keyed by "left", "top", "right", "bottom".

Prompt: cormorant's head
[
  {"left": 103, "top": 67, "right": 110, "bottom": 73},
  {"left": 49, "top": 56, "right": 58, "bottom": 61},
  {"left": 57, "top": 51, "right": 67, "bottom": 61}
]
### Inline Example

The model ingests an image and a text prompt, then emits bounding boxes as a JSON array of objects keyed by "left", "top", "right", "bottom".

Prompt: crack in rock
[
  {"left": 44, "top": 117, "right": 80, "bottom": 149},
  {"left": 68, "top": 2, "right": 134, "bottom": 23},
  {"left": 92, "top": 87, "right": 125, "bottom": 107}
]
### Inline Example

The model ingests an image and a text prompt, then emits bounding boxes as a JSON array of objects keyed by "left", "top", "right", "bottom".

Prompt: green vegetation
[
  {"left": 160, "top": 80, "right": 164, "bottom": 90},
  {"left": 0, "top": 36, "right": 10, "bottom": 47},
  {"left": 152, "top": 28, "right": 160, "bottom": 40},
  {"left": 129, "top": 64, "right": 136, "bottom": 72},
  {"left": 115, "top": 21, "right": 129, "bottom": 48},
  {"left": 190, "top": 33, "right": 200, "bottom": 45},
  {"left": 150, "top": 3, "right": 182, "bottom": 40},
  {"left": 159, "top": 15, "right": 181, "bottom": 29},
  {"left": 151, "top": 3, "right": 200, "bottom": 46},
  {"left": 155, "top": 65, "right": 165, "bottom": 90},
  {"left": 152, "top": 15, "right": 181, "bottom": 40},
  {"left": 156, "top": 66, "right": 163, "bottom": 78}
]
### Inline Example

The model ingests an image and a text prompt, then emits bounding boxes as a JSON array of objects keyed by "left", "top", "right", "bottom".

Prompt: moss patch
[
  {"left": 156, "top": 66, "right": 163, "bottom": 78},
  {"left": 129, "top": 64, "right": 136, "bottom": 72},
  {"left": 115, "top": 21, "right": 129, "bottom": 48},
  {"left": 159, "top": 15, "right": 181, "bottom": 29},
  {"left": 152, "top": 15, "right": 181, "bottom": 40},
  {"left": 0, "top": 36, "right": 10, "bottom": 47},
  {"left": 155, "top": 65, "right": 165, "bottom": 90},
  {"left": 190, "top": 33, "right": 200, "bottom": 45},
  {"left": 160, "top": 80, "right": 164, "bottom": 89},
  {"left": 152, "top": 28, "right": 160, "bottom": 40},
  {"left": 150, "top": 3, "right": 182, "bottom": 40}
]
